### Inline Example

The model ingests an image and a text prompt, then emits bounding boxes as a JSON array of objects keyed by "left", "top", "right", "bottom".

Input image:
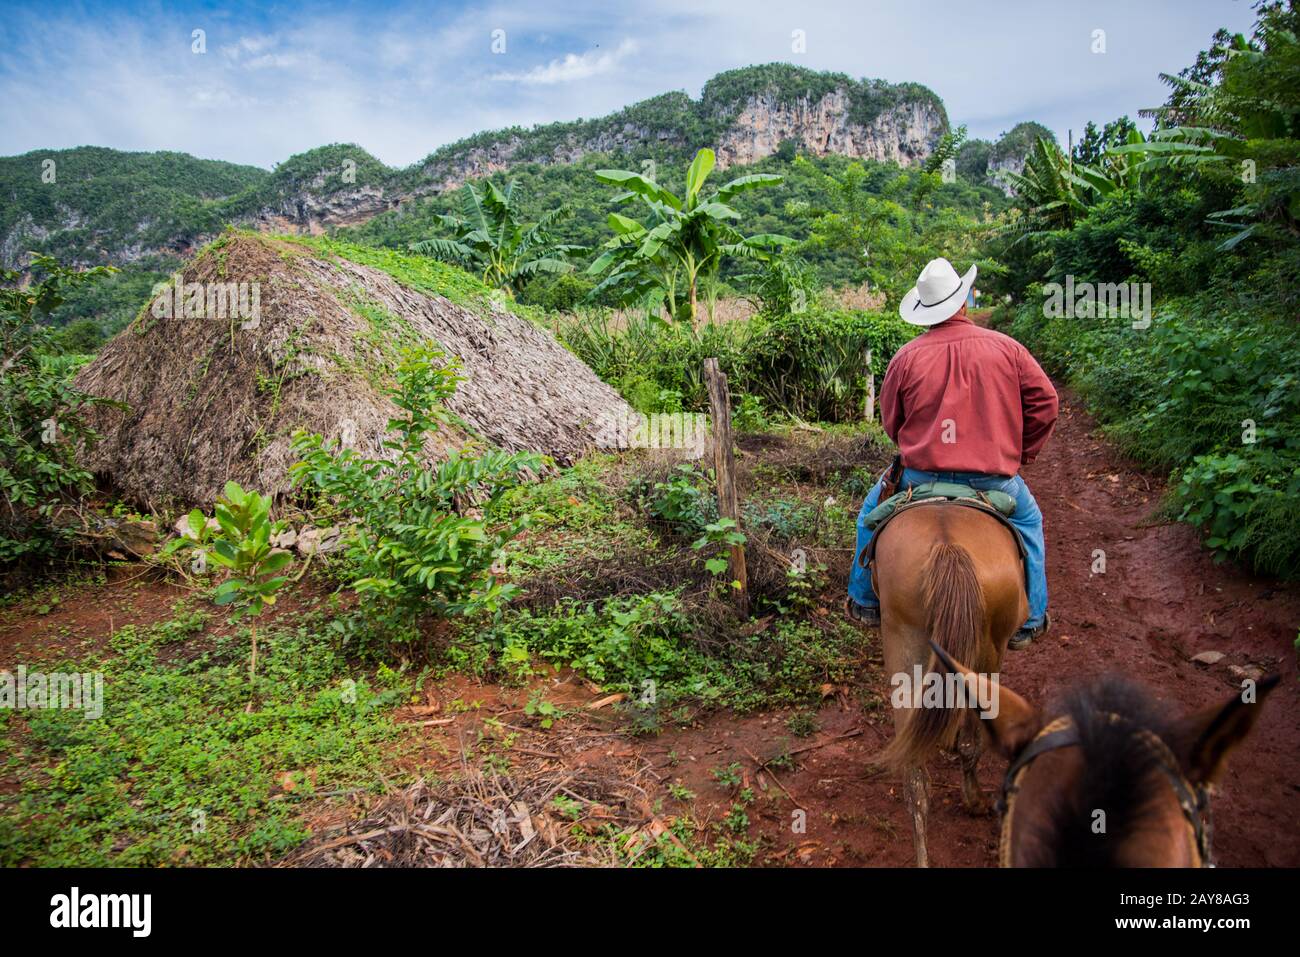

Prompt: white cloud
[{"left": 490, "top": 38, "right": 638, "bottom": 85}]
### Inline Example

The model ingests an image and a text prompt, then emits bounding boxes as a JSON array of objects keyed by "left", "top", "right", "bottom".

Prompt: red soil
[{"left": 642, "top": 384, "right": 1300, "bottom": 866}]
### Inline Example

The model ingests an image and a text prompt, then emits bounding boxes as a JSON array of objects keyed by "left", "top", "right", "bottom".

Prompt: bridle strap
[
  {"left": 998, "top": 716, "right": 1074, "bottom": 868},
  {"left": 998, "top": 714, "right": 1213, "bottom": 868},
  {"left": 1131, "top": 727, "right": 1215, "bottom": 868}
]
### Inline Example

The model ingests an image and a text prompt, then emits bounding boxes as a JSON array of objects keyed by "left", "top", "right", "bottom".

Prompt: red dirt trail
[{"left": 644, "top": 383, "right": 1300, "bottom": 867}]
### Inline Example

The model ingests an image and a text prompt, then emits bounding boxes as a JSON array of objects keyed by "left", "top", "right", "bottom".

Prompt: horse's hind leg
[
  {"left": 956, "top": 710, "right": 991, "bottom": 815},
  {"left": 903, "top": 762, "right": 930, "bottom": 867}
]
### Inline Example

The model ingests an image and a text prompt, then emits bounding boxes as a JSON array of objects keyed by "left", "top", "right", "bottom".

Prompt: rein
[{"left": 997, "top": 713, "right": 1214, "bottom": 868}]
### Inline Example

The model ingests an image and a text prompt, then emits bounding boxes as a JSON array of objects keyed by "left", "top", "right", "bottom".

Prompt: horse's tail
[{"left": 880, "top": 541, "right": 990, "bottom": 772}]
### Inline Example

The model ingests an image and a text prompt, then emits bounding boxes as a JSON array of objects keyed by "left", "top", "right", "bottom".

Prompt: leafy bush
[
  {"left": 738, "top": 254, "right": 821, "bottom": 319},
  {"left": 519, "top": 271, "right": 596, "bottom": 312},
  {"left": 744, "top": 307, "right": 915, "bottom": 421},
  {"left": 1174, "top": 447, "right": 1300, "bottom": 574},
  {"left": 692, "top": 517, "right": 746, "bottom": 578},
  {"left": 290, "top": 347, "right": 541, "bottom": 626},
  {"left": 0, "top": 256, "right": 117, "bottom": 564},
  {"left": 560, "top": 304, "right": 912, "bottom": 422},
  {"left": 998, "top": 290, "right": 1300, "bottom": 576},
  {"left": 628, "top": 463, "right": 718, "bottom": 536},
  {"left": 732, "top": 393, "right": 768, "bottom": 432},
  {"left": 743, "top": 498, "right": 820, "bottom": 541},
  {"left": 490, "top": 591, "right": 697, "bottom": 697},
  {"left": 558, "top": 308, "right": 759, "bottom": 413},
  {"left": 480, "top": 588, "right": 860, "bottom": 714},
  {"left": 208, "top": 482, "right": 294, "bottom": 618}
]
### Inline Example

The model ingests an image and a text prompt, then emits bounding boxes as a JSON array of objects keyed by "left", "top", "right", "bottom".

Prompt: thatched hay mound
[{"left": 74, "top": 234, "right": 630, "bottom": 510}]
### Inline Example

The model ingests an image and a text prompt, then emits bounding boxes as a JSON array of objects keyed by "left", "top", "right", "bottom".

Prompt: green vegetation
[
  {"left": 284, "top": 234, "right": 504, "bottom": 311},
  {"left": 557, "top": 304, "right": 913, "bottom": 422},
  {"left": 588, "top": 147, "right": 790, "bottom": 323},
  {"left": 957, "top": 122, "right": 1056, "bottom": 189},
  {"left": 208, "top": 483, "right": 295, "bottom": 621},
  {"left": 699, "top": 63, "right": 947, "bottom": 133},
  {"left": 988, "top": 0, "right": 1300, "bottom": 575},
  {"left": 475, "top": 590, "right": 861, "bottom": 715},
  {"left": 0, "top": 146, "right": 267, "bottom": 265},
  {"left": 407, "top": 64, "right": 945, "bottom": 183},
  {"left": 409, "top": 179, "right": 583, "bottom": 295},
  {"left": 0, "top": 602, "right": 403, "bottom": 866},
  {"left": 290, "top": 347, "right": 541, "bottom": 631},
  {"left": 0, "top": 255, "right": 118, "bottom": 562},
  {"left": 356, "top": 149, "right": 1008, "bottom": 301},
  {"left": 227, "top": 143, "right": 390, "bottom": 215},
  {"left": 204, "top": 482, "right": 296, "bottom": 706}
]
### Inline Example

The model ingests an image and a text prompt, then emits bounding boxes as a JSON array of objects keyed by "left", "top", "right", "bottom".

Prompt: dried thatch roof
[{"left": 74, "top": 233, "right": 630, "bottom": 510}]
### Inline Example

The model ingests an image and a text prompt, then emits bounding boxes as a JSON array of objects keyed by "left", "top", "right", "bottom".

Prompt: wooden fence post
[
  {"left": 703, "top": 358, "right": 749, "bottom": 617},
  {"left": 864, "top": 347, "right": 875, "bottom": 423}
]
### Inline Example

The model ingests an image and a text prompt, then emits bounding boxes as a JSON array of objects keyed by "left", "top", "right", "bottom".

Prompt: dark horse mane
[{"left": 1028, "top": 675, "right": 1182, "bottom": 867}]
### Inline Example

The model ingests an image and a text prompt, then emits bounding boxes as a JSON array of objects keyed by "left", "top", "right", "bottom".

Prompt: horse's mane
[{"left": 1029, "top": 676, "right": 1182, "bottom": 867}]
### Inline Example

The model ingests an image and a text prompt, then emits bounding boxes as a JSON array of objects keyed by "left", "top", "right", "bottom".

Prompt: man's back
[{"left": 880, "top": 316, "right": 1058, "bottom": 476}]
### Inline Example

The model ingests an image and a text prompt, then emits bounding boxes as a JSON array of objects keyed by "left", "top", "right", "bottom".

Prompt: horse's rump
[{"left": 876, "top": 505, "right": 1021, "bottom": 771}]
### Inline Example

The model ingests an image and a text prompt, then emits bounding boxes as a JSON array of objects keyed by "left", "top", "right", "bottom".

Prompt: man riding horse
[{"left": 847, "top": 257, "right": 1058, "bottom": 649}]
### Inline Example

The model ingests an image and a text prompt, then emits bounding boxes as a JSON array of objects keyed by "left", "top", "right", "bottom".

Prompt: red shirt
[{"left": 879, "top": 314, "right": 1058, "bottom": 476}]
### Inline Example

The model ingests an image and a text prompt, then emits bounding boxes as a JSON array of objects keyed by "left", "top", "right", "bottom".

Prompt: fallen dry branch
[{"left": 279, "top": 766, "right": 654, "bottom": 868}]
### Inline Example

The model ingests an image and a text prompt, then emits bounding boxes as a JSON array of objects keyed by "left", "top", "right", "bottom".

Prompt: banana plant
[
  {"left": 410, "top": 180, "right": 584, "bottom": 296},
  {"left": 1000, "top": 136, "right": 1095, "bottom": 233},
  {"left": 588, "top": 148, "right": 793, "bottom": 325}
]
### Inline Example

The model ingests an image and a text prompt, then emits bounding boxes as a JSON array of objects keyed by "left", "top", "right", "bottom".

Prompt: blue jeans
[{"left": 847, "top": 468, "right": 1048, "bottom": 629}]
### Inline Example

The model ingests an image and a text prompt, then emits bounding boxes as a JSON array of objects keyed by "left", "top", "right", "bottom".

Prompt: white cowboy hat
[{"left": 899, "top": 257, "right": 978, "bottom": 326}]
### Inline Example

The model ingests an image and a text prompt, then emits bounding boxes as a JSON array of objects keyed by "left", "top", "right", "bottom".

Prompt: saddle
[{"left": 857, "top": 481, "right": 1030, "bottom": 594}]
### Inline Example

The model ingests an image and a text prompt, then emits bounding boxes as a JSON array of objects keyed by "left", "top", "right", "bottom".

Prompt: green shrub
[
  {"left": 999, "top": 290, "right": 1300, "bottom": 576},
  {"left": 628, "top": 463, "right": 718, "bottom": 536},
  {"left": 744, "top": 307, "right": 915, "bottom": 421},
  {"left": 559, "top": 305, "right": 913, "bottom": 423},
  {"left": 486, "top": 591, "right": 702, "bottom": 701},
  {"left": 1173, "top": 447, "right": 1300, "bottom": 576},
  {"left": 732, "top": 393, "right": 768, "bottom": 431},
  {"left": 744, "top": 498, "right": 819, "bottom": 541},
  {"left": 0, "top": 256, "right": 118, "bottom": 564},
  {"left": 520, "top": 271, "right": 596, "bottom": 312},
  {"left": 290, "top": 347, "right": 541, "bottom": 626}
]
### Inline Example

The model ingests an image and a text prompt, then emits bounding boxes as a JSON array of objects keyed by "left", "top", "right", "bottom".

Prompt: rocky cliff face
[
  {"left": 714, "top": 91, "right": 944, "bottom": 168},
  {"left": 988, "top": 153, "right": 1027, "bottom": 197},
  {"left": 416, "top": 125, "right": 689, "bottom": 195},
  {"left": 256, "top": 89, "right": 946, "bottom": 235},
  {"left": 254, "top": 184, "right": 401, "bottom": 236}
]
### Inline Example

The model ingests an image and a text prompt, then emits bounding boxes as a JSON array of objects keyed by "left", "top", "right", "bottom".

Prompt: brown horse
[
  {"left": 932, "top": 644, "right": 1278, "bottom": 866},
  {"left": 873, "top": 502, "right": 1027, "bottom": 867}
]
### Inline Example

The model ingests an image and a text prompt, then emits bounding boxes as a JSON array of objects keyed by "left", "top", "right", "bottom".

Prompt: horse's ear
[
  {"left": 1176, "top": 674, "right": 1279, "bottom": 785},
  {"left": 928, "top": 640, "right": 1039, "bottom": 758}
]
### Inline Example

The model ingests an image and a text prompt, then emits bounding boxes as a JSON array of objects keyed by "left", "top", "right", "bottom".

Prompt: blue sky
[{"left": 0, "top": 0, "right": 1260, "bottom": 169}]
